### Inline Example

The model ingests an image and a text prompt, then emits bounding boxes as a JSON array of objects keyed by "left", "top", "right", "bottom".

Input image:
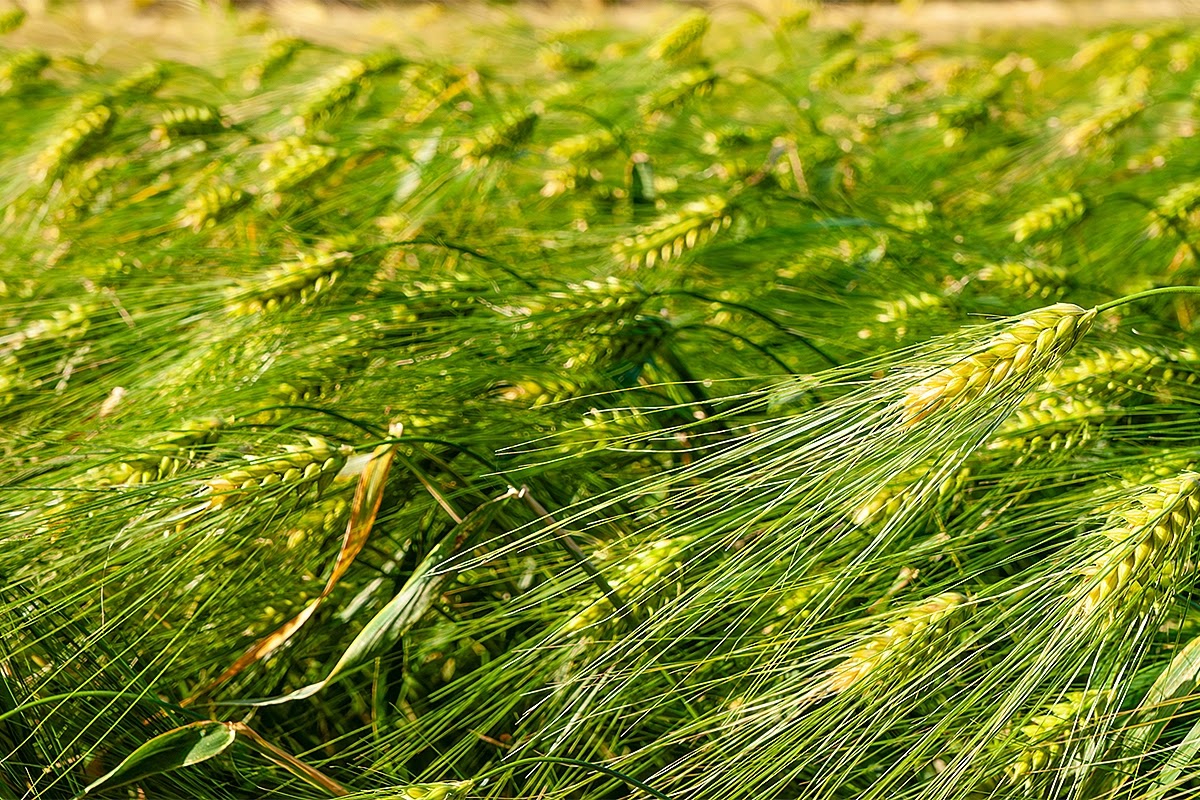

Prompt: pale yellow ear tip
[{"left": 899, "top": 303, "right": 1095, "bottom": 426}]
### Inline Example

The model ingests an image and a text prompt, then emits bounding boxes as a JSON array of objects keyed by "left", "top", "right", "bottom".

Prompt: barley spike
[{"left": 901, "top": 303, "right": 1096, "bottom": 425}]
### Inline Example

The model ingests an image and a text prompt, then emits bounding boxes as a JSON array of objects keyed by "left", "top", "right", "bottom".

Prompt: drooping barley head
[
  {"left": 1077, "top": 470, "right": 1200, "bottom": 621},
  {"left": 1000, "top": 689, "right": 1108, "bottom": 784},
  {"left": 1147, "top": 180, "right": 1200, "bottom": 238},
  {"left": 456, "top": 109, "right": 539, "bottom": 167},
  {"left": 901, "top": 303, "right": 1097, "bottom": 426},
  {"left": 203, "top": 436, "right": 348, "bottom": 509},
  {"left": 178, "top": 183, "right": 251, "bottom": 231},
  {"left": 1010, "top": 193, "right": 1088, "bottom": 242},
  {"left": 31, "top": 99, "right": 117, "bottom": 183},
  {"left": 1061, "top": 99, "right": 1145, "bottom": 154},
  {"left": 648, "top": 10, "right": 711, "bottom": 62},
  {"left": 226, "top": 250, "right": 351, "bottom": 315},
  {"left": 819, "top": 591, "right": 971, "bottom": 696},
  {"left": 614, "top": 195, "right": 734, "bottom": 268}
]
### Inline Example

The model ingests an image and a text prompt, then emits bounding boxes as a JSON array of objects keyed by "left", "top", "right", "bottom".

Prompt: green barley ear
[
  {"left": 1077, "top": 470, "right": 1200, "bottom": 621},
  {"left": 1147, "top": 180, "right": 1200, "bottom": 238},
  {"left": 294, "top": 59, "right": 372, "bottom": 132},
  {"left": 539, "top": 41, "right": 596, "bottom": 73},
  {"left": 809, "top": 50, "right": 858, "bottom": 91},
  {"left": 31, "top": 98, "right": 116, "bottom": 183},
  {"left": 1010, "top": 192, "right": 1088, "bottom": 242},
  {"left": 974, "top": 261, "right": 1071, "bottom": 301},
  {"left": 851, "top": 461, "right": 970, "bottom": 529},
  {"left": 563, "top": 534, "right": 697, "bottom": 634},
  {"left": 614, "top": 195, "right": 734, "bottom": 268},
  {"left": 456, "top": 109, "right": 539, "bottom": 167},
  {"left": 1061, "top": 98, "right": 1145, "bottom": 154},
  {"left": 885, "top": 200, "right": 935, "bottom": 233},
  {"left": 203, "top": 436, "right": 348, "bottom": 509},
  {"left": 150, "top": 105, "right": 227, "bottom": 146},
  {"left": 178, "top": 183, "right": 251, "bottom": 231},
  {"left": 56, "top": 157, "right": 119, "bottom": 222},
  {"left": 990, "top": 394, "right": 1110, "bottom": 461},
  {"left": 80, "top": 418, "right": 224, "bottom": 489},
  {"left": 111, "top": 60, "right": 168, "bottom": 99},
  {"left": 648, "top": 9, "right": 710, "bottom": 62},
  {"left": 283, "top": 493, "right": 351, "bottom": 551},
  {"left": 255, "top": 137, "right": 340, "bottom": 204},
  {"left": 0, "top": 49, "right": 50, "bottom": 95},
  {"left": 1043, "top": 344, "right": 1200, "bottom": 405},
  {"left": 226, "top": 250, "right": 351, "bottom": 315},
  {"left": 820, "top": 591, "right": 971, "bottom": 695},
  {"left": 0, "top": 6, "right": 27, "bottom": 33},
  {"left": 1001, "top": 690, "right": 1107, "bottom": 784},
  {"left": 638, "top": 66, "right": 717, "bottom": 117},
  {"left": 901, "top": 303, "right": 1097, "bottom": 426},
  {"left": 242, "top": 35, "right": 306, "bottom": 90},
  {"left": 547, "top": 130, "right": 618, "bottom": 164},
  {"left": 391, "top": 781, "right": 474, "bottom": 800}
]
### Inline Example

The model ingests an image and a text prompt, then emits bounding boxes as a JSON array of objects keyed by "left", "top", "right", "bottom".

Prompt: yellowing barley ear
[
  {"left": 901, "top": 303, "right": 1096, "bottom": 426},
  {"left": 1010, "top": 193, "right": 1087, "bottom": 242},
  {"left": 819, "top": 591, "right": 970, "bottom": 696},
  {"left": 1078, "top": 471, "right": 1200, "bottom": 622},
  {"left": 1001, "top": 690, "right": 1107, "bottom": 784},
  {"left": 648, "top": 10, "right": 710, "bottom": 62}
]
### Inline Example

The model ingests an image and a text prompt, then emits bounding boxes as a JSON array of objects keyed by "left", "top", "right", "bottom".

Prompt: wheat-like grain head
[
  {"left": 0, "top": 49, "right": 50, "bottom": 94},
  {"left": 901, "top": 303, "right": 1097, "bottom": 425},
  {"left": 204, "top": 436, "right": 348, "bottom": 509},
  {"left": 1061, "top": 98, "right": 1145, "bottom": 154},
  {"left": 1001, "top": 689, "right": 1107, "bottom": 784},
  {"left": 1078, "top": 470, "right": 1200, "bottom": 621},
  {"left": 820, "top": 591, "right": 970, "bottom": 695},
  {"left": 648, "top": 9, "right": 711, "bottom": 62},
  {"left": 1010, "top": 193, "right": 1088, "bottom": 242},
  {"left": 226, "top": 250, "right": 350, "bottom": 315},
  {"left": 1147, "top": 180, "right": 1200, "bottom": 238},
  {"left": 31, "top": 99, "right": 116, "bottom": 183},
  {"left": 614, "top": 195, "right": 734, "bottom": 268}
]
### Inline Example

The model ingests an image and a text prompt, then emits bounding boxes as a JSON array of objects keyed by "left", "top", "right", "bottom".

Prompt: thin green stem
[
  {"left": 0, "top": 690, "right": 193, "bottom": 727},
  {"left": 477, "top": 755, "right": 673, "bottom": 800},
  {"left": 1096, "top": 286, "right": 1200, "bottom": 313}
]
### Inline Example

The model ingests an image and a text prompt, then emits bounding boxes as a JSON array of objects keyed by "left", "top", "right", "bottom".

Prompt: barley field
[{"left": 4, "top": 2, "right": 1200, "bottom": 798}]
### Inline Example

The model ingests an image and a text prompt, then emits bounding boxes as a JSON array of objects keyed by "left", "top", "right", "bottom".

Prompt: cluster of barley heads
[{"left": 3, "top": 4, "right": 1200, "bottom": 799}]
